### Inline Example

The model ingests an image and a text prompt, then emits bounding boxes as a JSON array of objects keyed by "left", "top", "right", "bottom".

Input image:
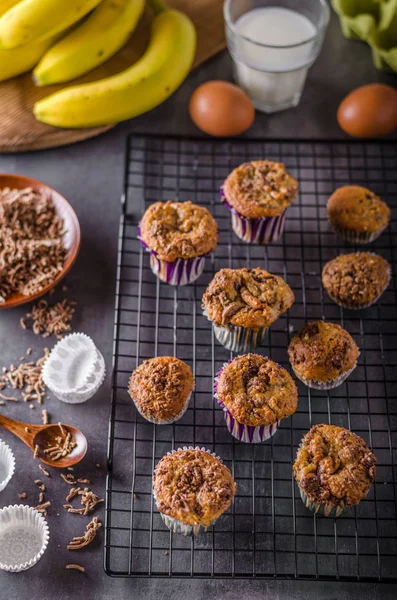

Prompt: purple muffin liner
[
  {"left": 214, "top": 362, "right": 280, "bottom": 444},
  {"left": 137, "top": 224, "right": 206, "bottom": 286},
  {"left": 221, "top": 188, "right": 287, "bottom": 245}
]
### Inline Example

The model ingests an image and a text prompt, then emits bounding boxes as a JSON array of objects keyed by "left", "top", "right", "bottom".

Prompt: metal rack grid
[{"left": 105, "top": 135, "right": 397, "bottom": 582}]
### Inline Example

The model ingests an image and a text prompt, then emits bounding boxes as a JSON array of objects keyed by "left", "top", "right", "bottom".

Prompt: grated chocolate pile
[{"left": 0, "top": 187, "right": 67, "bottom": 302}]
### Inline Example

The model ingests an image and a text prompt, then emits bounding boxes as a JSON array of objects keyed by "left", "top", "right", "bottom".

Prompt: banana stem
[{"left": 147, "top": 0, "right": 167, "bottom": 15}]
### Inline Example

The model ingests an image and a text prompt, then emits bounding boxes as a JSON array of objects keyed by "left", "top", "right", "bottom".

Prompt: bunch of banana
[{"left": 0, "top": 0, "right": 197, "bottom": 128}]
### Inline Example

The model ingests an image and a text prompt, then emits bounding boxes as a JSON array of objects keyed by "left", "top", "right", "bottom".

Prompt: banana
[
  {"left": 0, "top": 33, "right": 58, "bottom": 82},
  {"left": 34, "top": 0, "right": 145, "bottom": 86},
  {"left": 0, "top": 0, "right": 102, "bottom": 49},
  {"left": 34, "top": 6, "right": 197, "bottom": 128},
  {"left": 0, "top": 0, "right": 21, "bottom": 18}
]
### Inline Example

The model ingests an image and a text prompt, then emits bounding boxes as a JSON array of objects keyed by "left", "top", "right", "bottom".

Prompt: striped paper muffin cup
[
  {"left": 221, "top": 190, "right": 288, "bottom": 245},
  {"left": 330, "top": 224, "right": 388, "bottom": 245},
  {"left": 153, "top": 446, "right": 222, "bottom": 536},
  {"left": 299, "top": 488, "right": 351, "bottom": 518},
  {"left": 212, "top": 321, "right": 267, "bottom": 354},
  {"left": 214, "top": 362, "right": 280, "bottom": 444},
  {"left": 291, "top": 362, "right": 358, "bottom": 390},
  {"left": 137, "top": 224, "right": 206, "bottom": 286}
]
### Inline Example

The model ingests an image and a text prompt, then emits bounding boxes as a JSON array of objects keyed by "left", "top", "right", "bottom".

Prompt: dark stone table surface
[{"left": 0, "top": 7, "right": 396, "bottom": 600}]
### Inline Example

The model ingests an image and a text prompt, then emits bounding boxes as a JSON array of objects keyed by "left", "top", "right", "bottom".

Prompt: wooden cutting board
[{"left": 0, "top": 0, "right": 225, "bottom": 153}]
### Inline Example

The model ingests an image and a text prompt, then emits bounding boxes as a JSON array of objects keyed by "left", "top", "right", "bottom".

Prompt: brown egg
[
  {"left": 337, "top": 83, "right": 397, "bottom": 138},
  {"left": 189, "top": 81, "right": 255, "bottom": 137}
]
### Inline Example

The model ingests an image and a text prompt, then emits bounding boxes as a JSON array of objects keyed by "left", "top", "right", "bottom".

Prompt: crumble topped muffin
[
  {"left": 215, "top": 354, "right": 298, "bottom": 427},
  {"left": 202, "top": 267, "right": 295, "bottom": 329},
  {"left": 322, "top": 252, "right": 391, "bottom": 309},
  {"left": 129, "top": 356, "right": 194, "bottom": 424},
  {"left": 222, "top": 160, "right": 298, "bottom": 218},
  {"left": 294, "top": 424, "right": 376, "bottom": 509},
  {"left": 139, "top": 200, "right": 218, "bottom": 262},
  {"left": 288, "top": 321, "right": 359, "bottom": 385},
  {"left": 153, "top": 448, "right": 236, "bottom": 527},
  {"left": 328, "top": 185, "right": 390, "bottom": 240}
]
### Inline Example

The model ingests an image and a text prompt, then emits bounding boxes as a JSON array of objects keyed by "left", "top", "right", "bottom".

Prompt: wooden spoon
[{"left": 0, "top": 414, "right": 87, "bottom": 468}]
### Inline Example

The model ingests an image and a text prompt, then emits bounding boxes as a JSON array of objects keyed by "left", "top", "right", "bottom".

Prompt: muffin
[
  {"left": 328, "top": 185, "right": 391, "bottom": 244},
  {"left": 288, "top": 321, "right": 359, "bottom": 390},
  {"left": 138, "top": 200, "right": 218, "bottom": 285},
  {"left": 202, "top": 267, "right": 295, "bottom": 353},
  {"left": 294, "top": 424, "right": 376, "bottom": 517},
  {"left": 153, "top": 447, "right": 236, "bottom": 535},
  {"left": 221, "top": 160, "right": 298, "bottom": 244},
  {"left": 322, "top": 252, "right": 391, "bottom": 310},
  {"left": 214, "top": 354, "right": 298, "bottom": 443},
  {"left": 128, "top": 356, "right": 194, "bottom": 424}
]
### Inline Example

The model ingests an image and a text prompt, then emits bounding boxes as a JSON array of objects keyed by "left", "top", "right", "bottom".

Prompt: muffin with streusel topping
[
  {"left": 129, "top": 356, "right": 194, "bottom": 424},
  {"left": 221, "top": 160, "right": 298, "bottom": 244},
  {"left": 328, "top": 185, "right": 390, "bottom": 244},
  {"left": 202, "top": 267, "right": 295, "bottom": 353},
  {"left": 138, "top": 200, "right": 218, "bottom": 285},
  {"left": 294, "top": 424, "right": 376, "bottom": 517},
  {"left": 214, "top": 354, "right": 298, "bottom": 443},
  {"left": 153, "top": 447, "right": 236, "bottom": 535},
  {"left": 322, "top": 252, "right": 391, "bottom": 309},
  {"left": 288, "top": 321, "right": 359, "bottom": 390}
]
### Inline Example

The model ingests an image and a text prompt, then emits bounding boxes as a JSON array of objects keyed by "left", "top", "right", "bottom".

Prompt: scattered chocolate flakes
[
  {"left": 34, "top": 500, "right": 51, "bottom": 516},
  {"left": 26, "top": 348, "right": 32, "bottom": 356},
  {"left": 66, "top": 564, "right": 85, "bottom": 572},
  {"left": 64, "top": 487, "right": 103, "bottom": 516},
  {"left": 0, "top": 392, "right": 17, "bottom": 401},
  {"left": 67, "top": 516, "right": 102, "bottom": 550},
  {"left": 24, "top": 298, "right": 76, "bottom": 339},
  {"left": 76, "top": 478, "right": 90, "bottom": 485},
  {"left": 18, "top": 492, "right": 27, "bottom": 499},
  {"left": 39, "top": 464, "right": 50, "bottom": 477},
  {"left": 42, "top": 427, "right": 77, "bottom": 461},
  {"left": 61, "top": 473, "right": 77, "bottom": 485},
  {"left": 33, "top": 444, "right": 39, "bottom": 459},
  {"left": 42, "top": 409, "right": 49, "bottom": 425},
  {"left": 0, "top": 187, "right": 67, "bottom": 303},
  {"left": 0, "top": 348, "right": 49, "bottom": 404},
  {"left": 0, "top": 401, "right": 4, "bottom": 406},
  {"left": 39, "top": 492, "right": 44, "bottom": 504}
]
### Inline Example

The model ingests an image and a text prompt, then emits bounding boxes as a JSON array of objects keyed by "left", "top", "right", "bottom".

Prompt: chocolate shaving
[
  {"left": 66, "top": 564, "right": 85, "bottom": 572},
  {"left": 67, "top": 516, "right": 102, "bottom": 550},
  {"left": 24, "top": 298, "right": 76, "bottom": 339},
  {"left": 0, "top": 187, "right": 66, "bottom": 303}
]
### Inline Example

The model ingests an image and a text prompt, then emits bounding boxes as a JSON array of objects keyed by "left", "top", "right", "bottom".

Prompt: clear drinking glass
[{"left": 224, "top": 0, "right": 330, "bottom": 113}]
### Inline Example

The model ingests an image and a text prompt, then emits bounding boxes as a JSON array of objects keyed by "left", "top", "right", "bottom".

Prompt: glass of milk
[{"left": 224, "top": 0, "right": 330, "bottom": 113}]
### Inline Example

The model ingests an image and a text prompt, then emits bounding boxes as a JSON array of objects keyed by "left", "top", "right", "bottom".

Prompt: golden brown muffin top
[
  {"left": 328, "top": 186, "right": 390, "bottom": 233},
  {"left": 293, "top": 424, "right": 376, "bottom": 507},
  {"left": 222, "top": 160, "right": 298, "bottom": 218},
  {"left": 153, "top": 448, "right": 236, "bottom": 526},
  {"left": 288, "top": 321, "right": 359, "bottom": 382},
  {"left": 129, "top": 356, "right": 194, "bottom": 423},
  {"left": 322, "top": 252, "right": 390, "bottom": 308},
  {"left": 216, "top": 354, "right": 298, "bottom": 426},
  {"left": 139, "top": 201, "right": 218, "bottom": 262},
  {"left": 202, "top": 267, "right": 294, "bottom": 329}
]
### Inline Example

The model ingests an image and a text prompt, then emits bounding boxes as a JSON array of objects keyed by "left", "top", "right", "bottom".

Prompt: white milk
[{"left": 232, "top": 7, "right": 318, "bottom": 112}]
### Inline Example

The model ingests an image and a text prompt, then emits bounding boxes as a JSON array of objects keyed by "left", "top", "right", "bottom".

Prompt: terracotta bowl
[{"left": 0, "top": 173, "right": 81, "bottom": 309}]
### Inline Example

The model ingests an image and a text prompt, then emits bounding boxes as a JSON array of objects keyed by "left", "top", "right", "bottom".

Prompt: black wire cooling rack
[{"left": 105, "top": 135, "right": 397, "bottom": 582}]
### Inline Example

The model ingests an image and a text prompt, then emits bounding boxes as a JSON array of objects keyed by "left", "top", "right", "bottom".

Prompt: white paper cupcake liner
[
  {"left": 330, "top": 224, "right": 388, "bottom": 245},
  {"left": 291, "top": 362, "right": 358, "bottom": 390},
  {"left": 212, "top": 321, "right": 267, "bottom": 353},
  {"left": 214, "top": 362, "right": 280, "bottom": 443},
  {"left": 42, "top": 333, "right": 106, "bottom": 403},
  {"left": 299, "top": 488, "right": 350, "bottom": 518},
  {"left": 153, "top": 446, "right": 222, "bottom": 536},
  {"left": 128, "top": 386, "right": 193, "bottom": 425},
  {"left": 137, "top": 223, "right": 207, "bottom": 286},
  {"left": 0, "top": 505, "right": 49, "bottom": 572},
  {"left": 0, "top": 439, "right": 15, "bottom": 492}
]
